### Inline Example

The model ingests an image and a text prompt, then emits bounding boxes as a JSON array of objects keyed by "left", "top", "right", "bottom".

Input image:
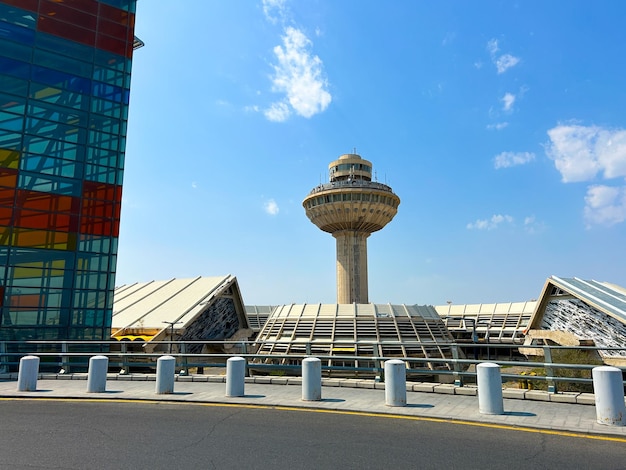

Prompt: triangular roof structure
[
  {"left": 526, "top": 276, "right": 626, "bottom": 365},
  {"left": 112, "top": 276, "right": 250, "bottom": 350}
]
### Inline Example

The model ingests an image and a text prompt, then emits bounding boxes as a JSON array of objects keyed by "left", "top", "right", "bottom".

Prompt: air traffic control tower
[{"left": 303, "top": 153, "right": 400, "bottom": 304}]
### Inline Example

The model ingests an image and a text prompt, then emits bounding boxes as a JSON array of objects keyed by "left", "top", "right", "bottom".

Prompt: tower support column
[{"left": 334, "top": 230, "right": 369, "bottom": 304}]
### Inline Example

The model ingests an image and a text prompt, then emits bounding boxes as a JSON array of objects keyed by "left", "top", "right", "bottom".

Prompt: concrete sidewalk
[{"left": 0, "top": 374, "right": 625, "bottom": 439}]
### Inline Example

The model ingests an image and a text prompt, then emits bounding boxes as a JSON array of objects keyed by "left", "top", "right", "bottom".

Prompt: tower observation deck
[{"left": 303, "top": 153, "right": 400, "bottom": 304}]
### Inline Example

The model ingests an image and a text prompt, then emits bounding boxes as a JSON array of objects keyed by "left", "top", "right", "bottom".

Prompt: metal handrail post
[
  {"left": 60, "top": 341, "right": 69, "bottom": 373},
  {"left": 543, "top": 345, "right": 556, "bottom": 393},
  {"left": 179, "top": 342, "right": 188, "bottom": 375},
  {"left": 452, "top": 345, "right": 463, "bottom": 387},
  {"left": 0, "top": 341, "right": 7, "bottom": 373},
  {"left": 120, "top": 342, "right": 129, "bottom": 374}
]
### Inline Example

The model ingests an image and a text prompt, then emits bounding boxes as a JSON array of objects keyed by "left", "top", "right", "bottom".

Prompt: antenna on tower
[{"left": 353, "top": 147, "right": 357, "bottom": 154}]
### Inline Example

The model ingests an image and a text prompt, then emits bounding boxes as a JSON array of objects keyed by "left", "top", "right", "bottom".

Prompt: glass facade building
[{"left": 0, "top": 0, "right": 138, "bottom": 341}]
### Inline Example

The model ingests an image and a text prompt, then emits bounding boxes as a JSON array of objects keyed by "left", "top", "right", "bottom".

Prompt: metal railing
[{"left": 0, "top": 340, "right": 624, "bottom": 393}]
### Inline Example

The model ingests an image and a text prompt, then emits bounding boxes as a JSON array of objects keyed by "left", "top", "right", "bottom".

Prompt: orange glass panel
[
  {"left": 17, "top": 190, "right": 76, "bottom": 213},
  {"left": 10, "top": 294, "right": 44, "bottom": 309},
  {"left": 0, "top": 169, "right": 18, "bottom": 188}
]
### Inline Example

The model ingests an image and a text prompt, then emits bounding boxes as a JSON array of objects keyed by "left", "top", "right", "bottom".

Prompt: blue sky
[{"left": 117, "top": 0, "right": 626, "bottom": 306}]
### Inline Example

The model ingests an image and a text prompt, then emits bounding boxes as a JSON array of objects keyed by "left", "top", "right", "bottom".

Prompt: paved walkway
[{"left": 1, "top": 374, "right": 625, "bottom": 439}]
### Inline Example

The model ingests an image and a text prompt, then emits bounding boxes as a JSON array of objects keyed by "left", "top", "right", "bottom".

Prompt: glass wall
[{"left": 0, "top": 0, "right": 137, "bottom": 340}]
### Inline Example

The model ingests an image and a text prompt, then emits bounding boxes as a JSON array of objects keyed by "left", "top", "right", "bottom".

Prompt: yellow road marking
[{"left": 1, "top": 396, "right": 625, "bottom": 443}]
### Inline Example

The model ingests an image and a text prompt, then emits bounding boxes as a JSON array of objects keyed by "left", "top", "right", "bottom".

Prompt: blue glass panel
[
  {"left": 22, "top": 154, "right": 81, "bottom": 179},
  {"left": 23, "top": 135, "right": 81, "bottom": 160},
  {"left": 0, "top": 110, "right": 24, "bottom": 132},
  {"left": 33, "top": 49, "right": 93, "bottom": 79},
  {"left": 35, "top": 32, "right": 94, "bottom": 63},
  {"left": 0, "top": 56, "right": 30, "bottom": 79},
  {"left": 31, "top": 66, "right": 91, "bottom": 94},
  {"left": 87, "top": 147, "right": 118, "bottom": 167},
  {"left": 0, "top": 4, "right": 37, "bottom": 29},
  {"left": 90, "top": 97, "right": 122, "bottom": 119},
  {"left": 26, "top": 118, "right": 86, "bottom": 145},
  {"left": 0, "top": 20, "right": 35, "bottom": 45},
  {"left": 0, "top": 74, "right": 28, "bottom": 96},
  {"left": 92, "top": 81, "right": 125, "bottom": 102},
  {"left": 28, "top": 101, "right": 88, "bottom": 128},
  {"left": 0, "top": 91, "right": 26, "bottom": 114},
  {"left": 0, "top": 38, "right": 31, "bottom": 62},
  {"left": 0, "top": 130, "right": 21, "bottom": 150},
  {"left": 99, "top": 0, "right": 137, "bottom": 13},
  {"left": 18, "top": 172, "right": 81, "bottom": 196},
  {"left": 29, "top": 83, "right": 90, "bottom": 112}
]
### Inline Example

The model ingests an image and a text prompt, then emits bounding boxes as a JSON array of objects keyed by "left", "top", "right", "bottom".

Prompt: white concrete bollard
[
  {"left": 155, "top": 355, "right": 176, "bottom": 394},
  {"left": 385, "top": 359, "right": 406, "bottom": 407},
  {"left": 477, "top": 362, "right": 504, "bottom": 415},
  {"left": 302, "top": 357, "right": 322, "bottom": 401},
  {"left": 592, "top": 366, "right": 626, "bottom": 426},
  {"left": 17, "top": 355, "right": 39, "bottom": 392},
  {"left": 225, "top": 356, "right": 246, "bottom": 397},
  {"left": 87, "top": 355, "right": 109, "bottom": 393}
]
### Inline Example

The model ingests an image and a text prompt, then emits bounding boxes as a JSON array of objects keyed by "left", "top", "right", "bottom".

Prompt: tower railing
[{"left": 307, "top": 180, "right": 395, "bottom": 196}]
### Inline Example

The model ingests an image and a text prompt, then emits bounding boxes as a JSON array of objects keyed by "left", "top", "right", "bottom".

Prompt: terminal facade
[{"left": 0, "top": 0, "right": 139, "bottom": 341}]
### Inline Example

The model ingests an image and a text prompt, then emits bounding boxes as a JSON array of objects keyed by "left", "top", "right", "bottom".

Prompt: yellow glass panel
[
  {"left": 11, "top": 229, "right": 75, "bottom": 251},
  {"left": 34, "top": 86, "right": 61, "bottom": 99},
  {"left": 0, "top": 149, "right": 20, "bottom": 169}
]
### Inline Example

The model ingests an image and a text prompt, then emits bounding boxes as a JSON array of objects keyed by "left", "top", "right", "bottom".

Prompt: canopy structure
[
  {"left": 522, "top": 276, "right": 626, "bottom": 366},
  {"left": 253, "top": 303, "right": 456, "bottom": 372},
  {"left": 112, "top": 276, "right": 251, "bottom": 353},
  {"left": 436, "top": 301, "right": 536, "bottom": 344}
]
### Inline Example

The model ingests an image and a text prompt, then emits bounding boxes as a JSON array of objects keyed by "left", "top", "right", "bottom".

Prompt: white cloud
[
  {"left": 546, "top": 124, "right": 626, "bottom": 183},
  {"left": 442, "top": 32, "right": 456, "bottom": 46},
  {"left": 583, "top": 185, "right": 626, "bottom": 227},
  {"left": 523, "top": 215, "right": 545, "bottom": 234},
  {"left": 264, "top": 199, "right": 280, "bottom": 215},
  {"left": 266, "top": 26, "right": 332, "bottom": 120},
  {"left": 191, "top": 182, "right": 197, "bottom": 189},
  {"left": 467, "top": 214, "right": 514, "bottom": 230},
  {"left": 486, "top": 39, "right": 520, "bottom": 74},
  {"left": 264, "top": 102, "right": 291, "bottom": 122},
  {"left": 262, "top": 0, "right": 287, "bottom": 23},
  {"left": 487, "top": 122, "right": 509, "bottom": 131},
  {"left": 487, "top": 39, "right": 499, "bottom": 56},
  {"left": 493, "top": 151, "right": 535, "bottom": 169},
  {"left": 501, "top": 92, "right": 515, "bottom": 111},
  {"left": 495, "top": 54, "right": 520, "bottom": 74}
]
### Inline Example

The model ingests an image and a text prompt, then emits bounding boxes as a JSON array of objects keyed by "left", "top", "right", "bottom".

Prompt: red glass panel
[
  {"left": 98, "top": 18, "right": 127, "bottom": 41},
  {"left": 0, "top": 206, "right": 12, "bottom": 225},
  {"left": 0, "top": 0, "right": 38, "bottom": 12},
  {"left": 98, "top": 2, "right": 131, "bottom": 25},
  {"left": 0, "top": 188, "right": 15, "bottom": 205},
  {"left": 39, "top": 0, "right": 97, "bottom": 30},
  {"left": 83, "top": 181, "right": 121, "bottom": 202},
  {"left": 14, "top": 209, "right": 76, "bottom": 232},
  {"left": 96, "top": 34, "right": 127, "bottom": 58},
  {"left": 80, "top": 216, "right": 114, "bottom": 236},
  {"left": 43, "top": 0, "right": 99, "bottom": 15},
  {"left": 38, "top": 16, "right": 96, "bottom": 47}
]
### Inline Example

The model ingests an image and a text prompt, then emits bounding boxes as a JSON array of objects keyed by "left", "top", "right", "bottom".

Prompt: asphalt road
[{"left": 0, "top": 400, "right": 625, "bottom": 470}]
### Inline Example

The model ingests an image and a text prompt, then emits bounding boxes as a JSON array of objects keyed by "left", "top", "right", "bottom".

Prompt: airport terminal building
[{"left": 0, "top": 0, "right": 139, "bottom": 341}]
